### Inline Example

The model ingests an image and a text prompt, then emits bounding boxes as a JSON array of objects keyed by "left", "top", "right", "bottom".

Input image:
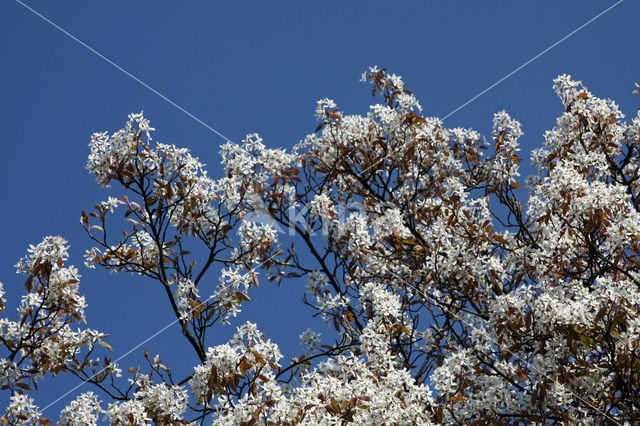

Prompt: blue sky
[{"left": 1, "top": 0, "right": 639, "bottom": 418}]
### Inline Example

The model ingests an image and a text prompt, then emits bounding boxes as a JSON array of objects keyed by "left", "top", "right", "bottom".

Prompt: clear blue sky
[{"left": 1, "top": 0, "right": 638, "bottom": 417}]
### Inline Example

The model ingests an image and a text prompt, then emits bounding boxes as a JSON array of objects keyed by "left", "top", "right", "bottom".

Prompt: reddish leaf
[
  {"left": 25, "top": 276, "right": 34, "bottom": 293},
  {"left": 15, "top": 382, "right": 32, "bottom": 391},
  {"left": 99, "top": 341, "right": 113, "bottom": 352}
]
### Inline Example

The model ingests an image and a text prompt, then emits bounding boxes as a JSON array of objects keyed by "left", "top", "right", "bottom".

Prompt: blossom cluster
[{"left": 4, "top": 70, "right": 640, "bottom": 424}]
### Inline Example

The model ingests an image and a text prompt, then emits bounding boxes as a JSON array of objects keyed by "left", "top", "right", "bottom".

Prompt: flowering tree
[{"left": 2, "top": 68, "right": 640, "bottom": 424}]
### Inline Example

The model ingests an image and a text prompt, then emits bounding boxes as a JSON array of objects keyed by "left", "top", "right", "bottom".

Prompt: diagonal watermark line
[
  {"left": 441, "top": 0, "right": 624, "bottom": 121},
  {"left": 354, "top": 0, "right": 624, "bottom": 180},
  {"left": 15, "top": 0, "right": 232, "bottom": 143},
  {"left": 41, "top": 253, "right": 279, "bottom": 413}
]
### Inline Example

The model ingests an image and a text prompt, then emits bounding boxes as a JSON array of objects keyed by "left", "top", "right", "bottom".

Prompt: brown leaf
[
  {"left": 253, "top": 351, "right": 266, "bottom": 365},
  {"left": 435, "top": 407, "right": 443, "bottom": 423},
  {"left": 594, "top": 306, "right": 608, "bottom": 324},
  {"left": 15, "top": 382, "right": 32, "bottom": 391},
  {"left": 98, "top": 341, "right": 113, "bottom": 352},
  {"left": 25, "top": 276, "right": 34, "bottom": 293}
]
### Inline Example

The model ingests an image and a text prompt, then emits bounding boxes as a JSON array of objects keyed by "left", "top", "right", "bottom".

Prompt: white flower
[
  {"left": 104, "top": 399, "right": 149, "bottom": 425},
  {"left": 59, "top": 392, "right": 102, "bottom": 425},
  {"left": 15, "top": 235, "right": 69, "bottom": 274},
  {"left": 5, "top": 394, "right": 42, "bottom": 424},
  {"left": 175, "top": 278, "right": 199, "bottom": 320},
  {"left": 0, "top": 281, "right": 5, "bottom": 313},
  {"left": 308, "top": 191, "right": 335, "bottom": 222},
  {"left": 372, "top": 207, "right": 410, "bottom": 239},
  {"left": 299, "top": 328, "right": 322, "bottom": 348},
  {"left": 315, "top": 98, "right": 337, "bottom": 120},
  {"left": 0, "top": 359, "right": 20, "bottom": 387},
  {"left": 99, "top": 196, "right": 122, "bottom": 213}
]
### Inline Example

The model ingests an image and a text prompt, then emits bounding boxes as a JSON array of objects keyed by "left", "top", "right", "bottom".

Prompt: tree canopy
[{"left": 3, "top": 68, "right": 640, "bottom": 424}]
